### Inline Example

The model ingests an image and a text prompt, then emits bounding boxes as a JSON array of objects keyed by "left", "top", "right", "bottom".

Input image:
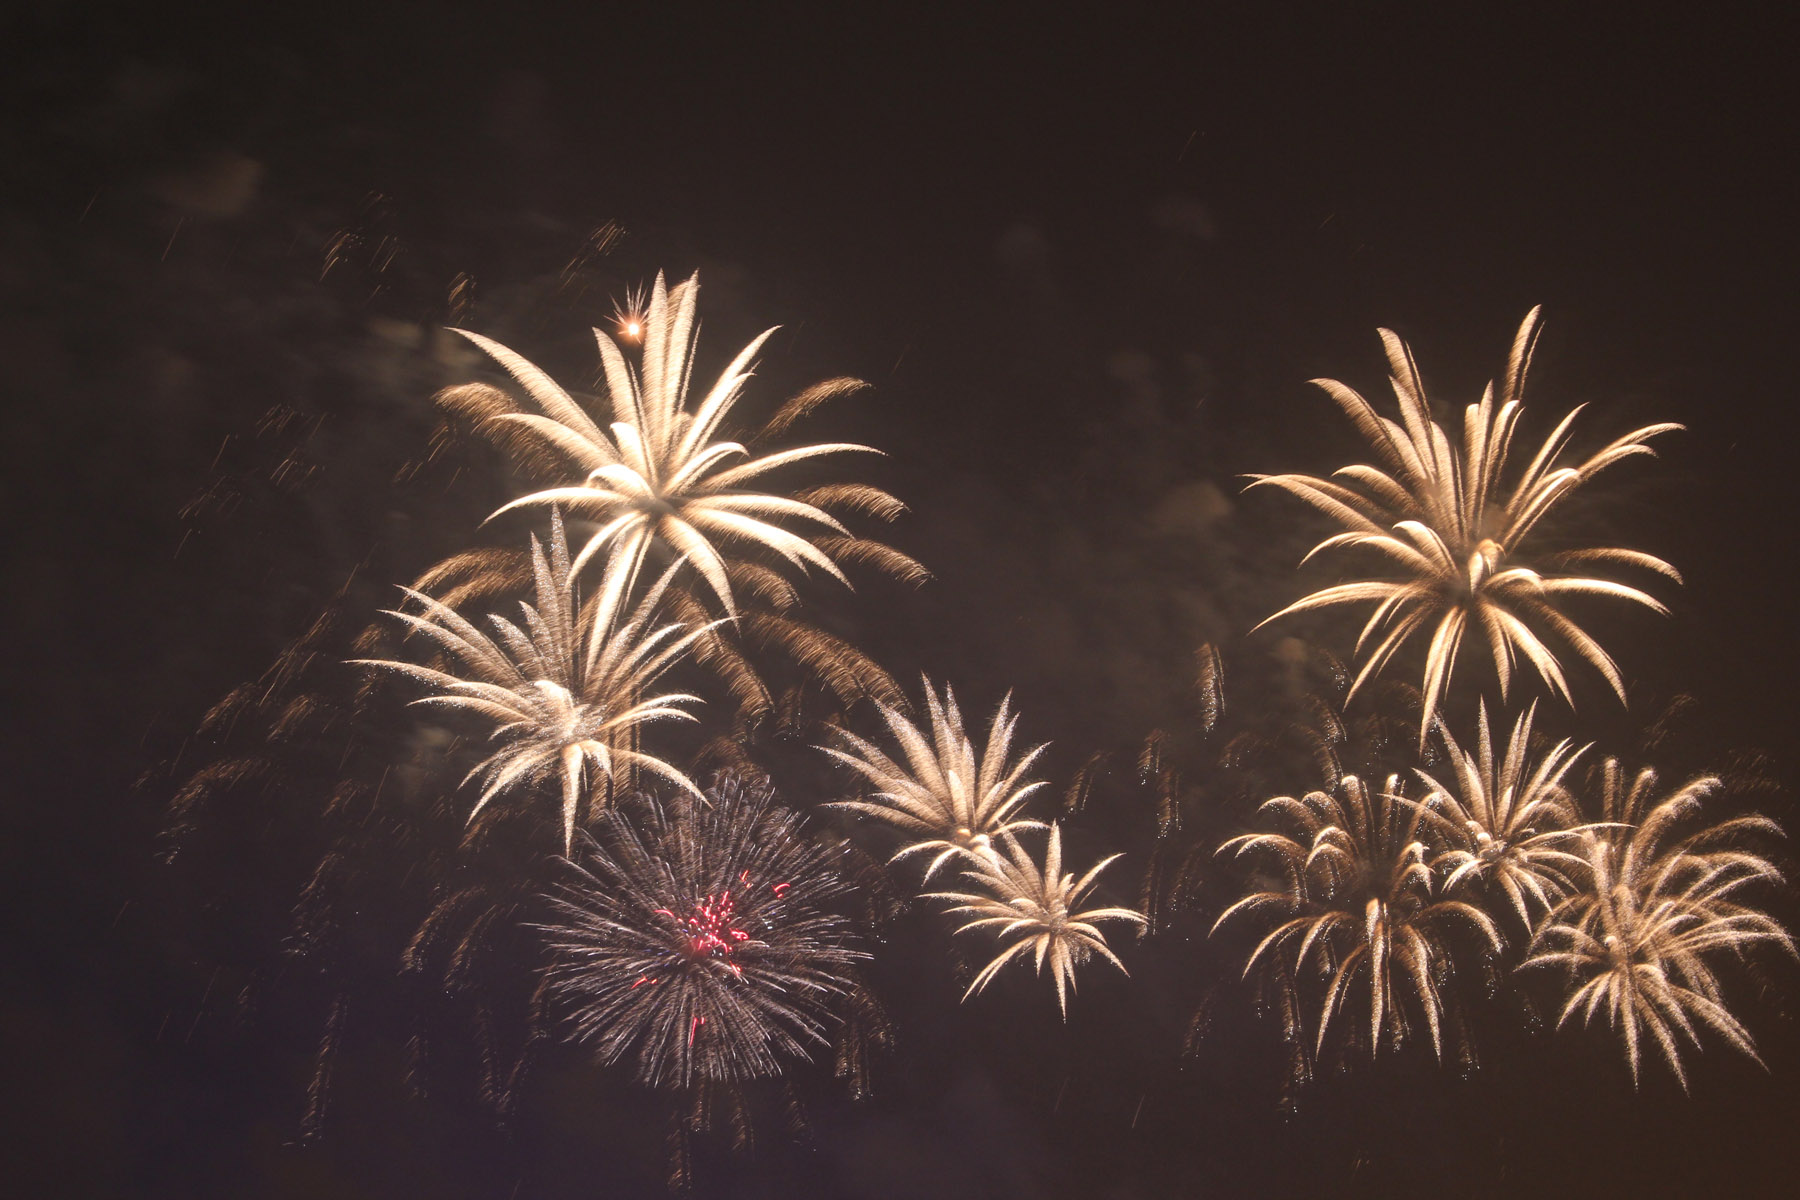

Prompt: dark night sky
[{"left": 5, "top": 3, "right": 1800, "bottom": 1198}]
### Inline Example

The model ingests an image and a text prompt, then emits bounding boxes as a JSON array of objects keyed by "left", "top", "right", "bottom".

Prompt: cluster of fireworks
[
  {"left": 168, "top": 279, "right": 1789, "bottom": 1183},
  {"left": 379, "top": 274, "right": 1141, "bottom": 1042},
  {"left": 168, "top": 271, "right": 1149, "bottom": 1182},
  {"left": 1216, "top": 311, "right": 1791, "bottom": 1087}
]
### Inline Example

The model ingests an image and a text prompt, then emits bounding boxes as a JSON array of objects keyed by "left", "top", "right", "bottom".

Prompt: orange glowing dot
[{"left": 612, "top": 284, "right": 650, "bottom": 343}]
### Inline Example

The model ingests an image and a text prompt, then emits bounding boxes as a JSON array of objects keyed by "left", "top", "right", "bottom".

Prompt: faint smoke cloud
[
  {"left": 1152, "top": 194, "right": 1216, "bottom": 240},
  {"left": 1107, "top": 348, "right": 1161, "bottom": 422},
  {"left": 994, "top": 220, "right": 1058, "bottom": 303},
  {"left": 995, "top": 220, "right": 1051, "bottom": 269},
  {"left": 483, "top": 71, "right": 557, "bottom": 159},
  {"left": 151, "top": 152, "right": 264, "bottom": 218},
  {"left": 1146, "top": 479, "right": 1232, "bottom": 539}
]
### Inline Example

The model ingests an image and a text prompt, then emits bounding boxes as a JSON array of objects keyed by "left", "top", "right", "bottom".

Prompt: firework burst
[
  {"left": 930, "top": 823, "right": 1144, "bottom": 1016},
  {"left": 1250, "top": 308, "right": 1680, "bottom": 735},
  {"left": 445, "top": 270, "right": 925, "bottom": 617},
  {"left": 1417, "top": 702, "right": 1591, "bottom": 926},
  {"left": 537, "top": 775, "right": 868, "bottom": 1090},
  {"left": 823, "top": 680, "right": 1049, "bottom": 879},
  {"left": 354, "top": 509, "right": 717, "bottom": 851},
  {"left": 1216, "top": 773, "right": 1502, "bottom": 1059},
  {"left": 1522, "top": 761, "right": 1792, "bottom": 1088}
]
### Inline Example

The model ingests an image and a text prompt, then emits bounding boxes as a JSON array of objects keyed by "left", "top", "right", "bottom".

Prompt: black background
[{"left": 5, "top": 3, "right": 1799, "bottom": 1197}]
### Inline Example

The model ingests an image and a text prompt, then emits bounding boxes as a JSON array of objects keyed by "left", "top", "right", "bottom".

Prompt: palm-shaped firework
[
  {"left": 930, "top": 824, "right": 1144, "bottom": 1016},
  {"left": 1416, "top": 702, "right": 1591, "bottom": 926},
  {"left": 1215, "top": 774, "right": 1502, "bottom": 1059},
  {"left": 445, "top": 271, "right": 925, "bottom": 618},
  {"left": 537, "top": 776, "right": 868, "bottom": 1091},
  {"left": 1250, "top": 308, "right": 1680, "bottom": 735},
  {"left": 1522, "top": 760, "right": 1792, "bottom": 1088},
  {"left": 822, "top": 680, "right": 1048, "bottom": 879},
  {"left": 355, "top": 510, "right": 717, "bottom": 851}
]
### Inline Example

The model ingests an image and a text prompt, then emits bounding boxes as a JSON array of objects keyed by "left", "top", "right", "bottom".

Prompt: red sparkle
[{"left": 681, "top": 891, "right": 751, "bottom": 975}]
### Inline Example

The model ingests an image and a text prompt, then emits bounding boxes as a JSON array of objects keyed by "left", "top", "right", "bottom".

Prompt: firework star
[
  {"left": 354, "top": 509, "right": 715, "bottom": 852},
  {"left": 538, "top": 776, "right": 868, "bottom": 1090},
  {"left": 1251, "top": 308, "right": 1679, "bottom": 735},
  {"left": 1523, "top": 762, "right": 1793, "bottom": 1088},
  {"left": 1417, "top": 701, "right": 1591, "bottom": 927},
  {"left": 823, "top": 679, "right": 1049, "bottom": 880},
  {"left": 931, "top": 823, "right": 1144, "bottom": 1017},
  {"left": 1216, "top": 773, "right": 1502, "bottom": 1059},
  {"left": 447, "top": 270, "right": 925, "bottom": 618}
]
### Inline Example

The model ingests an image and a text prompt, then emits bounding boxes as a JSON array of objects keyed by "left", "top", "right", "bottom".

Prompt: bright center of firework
[
  {"left": 624, "top": 320, "right": 642, "bottom": 338},
  {"left": 684, "top": 891, "right": 750, "bottom": 966}
]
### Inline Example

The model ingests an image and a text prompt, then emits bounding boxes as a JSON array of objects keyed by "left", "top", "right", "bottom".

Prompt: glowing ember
[{"left": 611, "top": 283, "right": 648, "bottom": 342}]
